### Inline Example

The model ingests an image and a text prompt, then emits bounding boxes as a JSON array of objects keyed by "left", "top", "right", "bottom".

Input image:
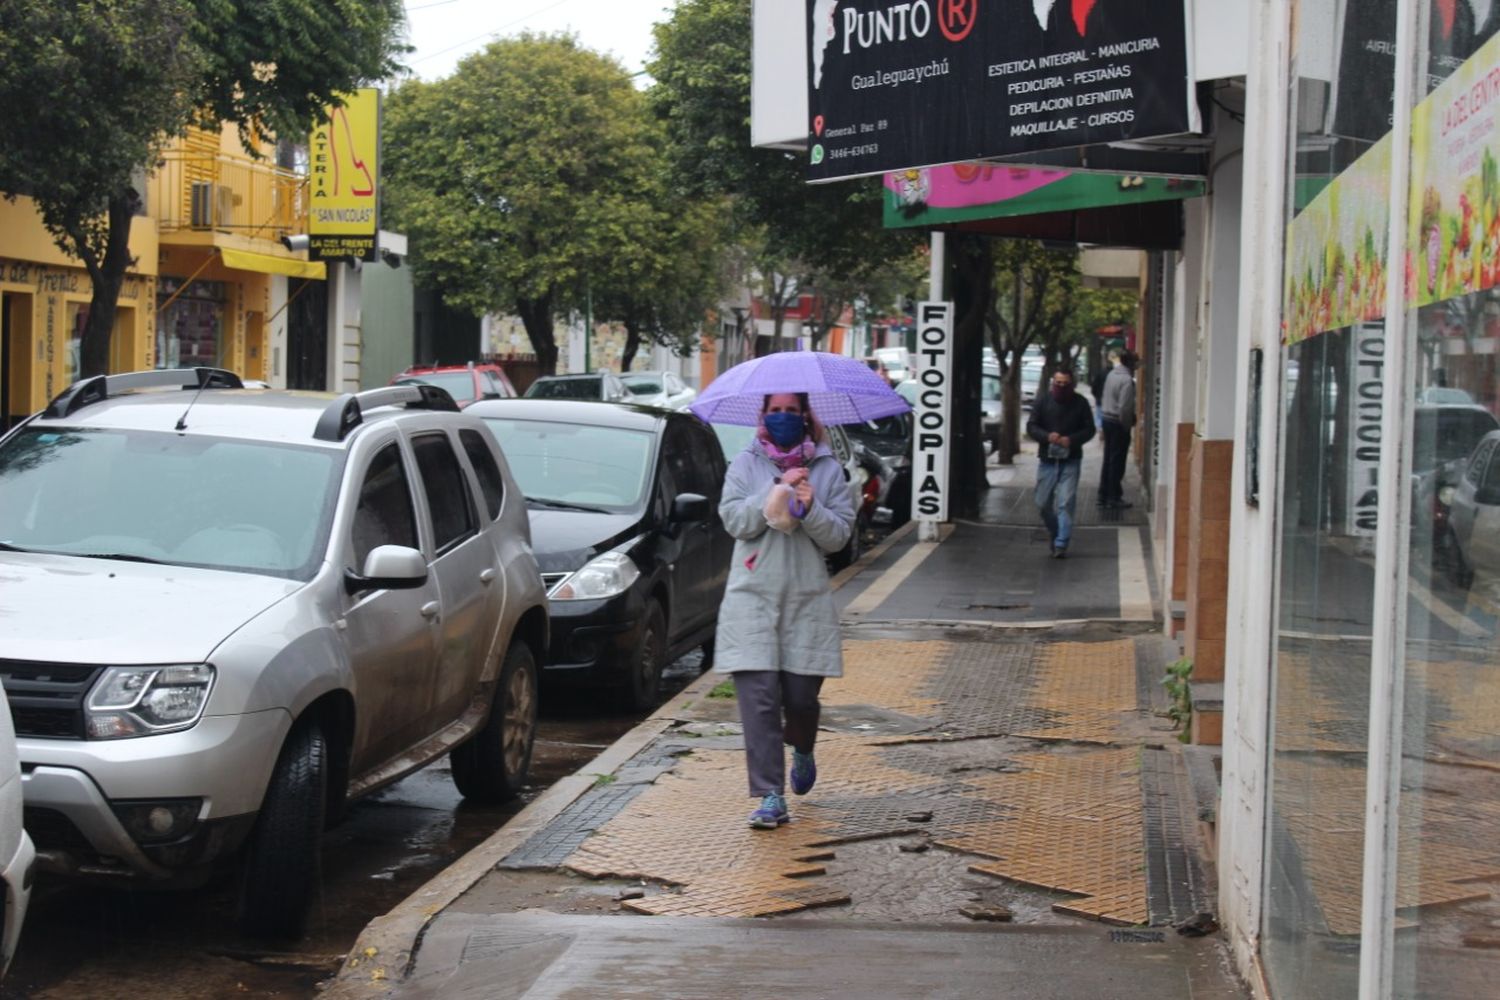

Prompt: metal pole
[
  {"left": 584, "top": 276, "right": 593, "bottom": 373},
  {"left": 929, "top": 231, "right": 945, "bottom": 301}
]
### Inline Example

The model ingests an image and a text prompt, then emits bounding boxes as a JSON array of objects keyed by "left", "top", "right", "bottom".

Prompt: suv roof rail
[
  {"left": 44, "top": 367, "right": 244, "bottom": 419},
  {"left": 313, "top": 383, "right": 460, "bottom": 442}
]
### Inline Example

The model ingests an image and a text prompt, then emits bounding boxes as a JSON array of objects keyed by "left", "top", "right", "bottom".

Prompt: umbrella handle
[{"left": 789, "top": 498, "right": 807, "bottom": 518}]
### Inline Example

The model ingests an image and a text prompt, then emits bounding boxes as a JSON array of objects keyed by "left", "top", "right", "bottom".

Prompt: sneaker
[
  {"left": 1052, "top": 546, "right": 1068, "bottom": 560},
  {"left": 791, "top": 750, "right": 817, "bottom": 795},
  {"left": 749, "top": 793, "right": 789, "bottom": 829},
  {"left": 1110, "top": 499, "right": 1134, "bottom": 510}
]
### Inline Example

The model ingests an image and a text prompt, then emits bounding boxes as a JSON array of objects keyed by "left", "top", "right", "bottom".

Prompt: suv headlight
[
  {"left": 549, "top": 553, "right": 640, "bottom": 601},
  {"left": 85, "top": 665, "right": 215, "bottom": 739}
]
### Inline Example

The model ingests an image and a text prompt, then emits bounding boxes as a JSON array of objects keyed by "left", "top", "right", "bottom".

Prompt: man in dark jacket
[{"left": 1026, "top": 368, "right": 1095, "bottom": 558}]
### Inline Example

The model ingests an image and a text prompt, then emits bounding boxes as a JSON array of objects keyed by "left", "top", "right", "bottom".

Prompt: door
[
  {"left": 660, "top": 420, "right": 727, "bottom": 639},
  {"left": 409, "top": 430, "right": 495, "bottom": 725},
  {"left": 340, "top": 441, "right": 440, "bottom": 773}
]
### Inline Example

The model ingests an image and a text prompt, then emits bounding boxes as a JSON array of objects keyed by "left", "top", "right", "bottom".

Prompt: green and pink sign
[{"left": 882, "top": 162, "right": 1204, "bottom": 228}]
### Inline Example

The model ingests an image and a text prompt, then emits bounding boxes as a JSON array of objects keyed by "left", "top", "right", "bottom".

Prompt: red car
[{"left": 391, "top": 362, "right": 518, "bottom": 408}]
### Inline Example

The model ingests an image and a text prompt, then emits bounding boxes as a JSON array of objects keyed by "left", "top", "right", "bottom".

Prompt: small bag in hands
[{"left": 763, "top": 482, "right": 798, "bottom": 533}]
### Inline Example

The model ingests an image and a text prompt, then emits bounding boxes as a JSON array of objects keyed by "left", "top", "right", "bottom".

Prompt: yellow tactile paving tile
[
  {"left": 941, "top": 747, "right": 1149, "bottom": 926},
  {"left": 563, "top": 638, "right": 1153, "bottom": 922},
  {"left": 1273, "top": 757, "right": 1500, "bottom": 936},
  {"left": 1013, "top": 640, "right": 1138, "bottom": 745},
  {"left": 822, "top": 639, "right": 946, "bottom": 719}
]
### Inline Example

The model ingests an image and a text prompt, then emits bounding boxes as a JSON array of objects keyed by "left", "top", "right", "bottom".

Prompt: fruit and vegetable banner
[
  {"left": 1284, "top": 26, "right": 1500, "bottom": 344},
  {"left": 1407, "top": 26, "right": 1500, "bottom": 308},
  {"left": 1283, "top": 136, "right": 1392, "bottom": 346}
]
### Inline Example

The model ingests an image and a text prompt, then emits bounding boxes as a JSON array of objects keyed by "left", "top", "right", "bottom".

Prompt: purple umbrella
[{"left": 689, "top": 351, "right": 912, "bottom": 426}]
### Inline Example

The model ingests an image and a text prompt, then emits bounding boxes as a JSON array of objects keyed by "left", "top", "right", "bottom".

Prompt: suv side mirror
[
  {"left": 671, "top": 492, "right": 710, "bottom": 524},
  {"left": 345, "top": 544, "right": 428, "bottom": 595}
]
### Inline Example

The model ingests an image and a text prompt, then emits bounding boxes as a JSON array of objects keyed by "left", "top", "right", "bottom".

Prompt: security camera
[
  {"left": 281, "top": 234, "right": 311, "bottom": 252},
  {"left": 381, "top": 249, "right": 402, "bottom": 269}
]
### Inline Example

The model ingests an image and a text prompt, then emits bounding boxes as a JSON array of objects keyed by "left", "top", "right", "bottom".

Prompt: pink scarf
[{"left": 755, "top": 428, "right": 816, "bottom": 473}]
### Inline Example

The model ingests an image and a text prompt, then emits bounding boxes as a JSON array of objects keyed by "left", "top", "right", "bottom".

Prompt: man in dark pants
[
  {"left": 1098, "top": 349, "right": 1138, "bottom": 509},
  {"left": 1026, "top": 368, "right": 1095, "bottom": 558}
]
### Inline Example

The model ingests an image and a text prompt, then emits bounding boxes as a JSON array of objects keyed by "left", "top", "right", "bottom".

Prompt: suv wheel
[
  {"left": 627, "top": 600, "right": 666, "bottom": 711},
  {"left": 451, "top": 642, "right": 538, "bottom": 802},
  {"left": 238, "top": 720, "right": 328, "bottom": 939}
]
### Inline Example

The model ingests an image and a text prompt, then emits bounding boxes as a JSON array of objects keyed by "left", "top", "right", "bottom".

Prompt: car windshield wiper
[
  {"left": 526, "top": 497, "right": 611, "bottom": 514},
  {"left": 79, "top": 552, "right": 166, "bottom": 565}
]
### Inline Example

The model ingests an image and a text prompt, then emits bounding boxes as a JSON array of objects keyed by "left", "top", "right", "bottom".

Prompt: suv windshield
[
  {"left": 0, "top": 428, "right": 341, "bottom": 578},
  {"left": 525, "top": 377, "right": 602, "bottom": 400},
  {"left": 397, "top": 372, "right": 475, "bottom": 403},
  {"left": 481, "top": 418, "right": 653, "bottom": 509}
]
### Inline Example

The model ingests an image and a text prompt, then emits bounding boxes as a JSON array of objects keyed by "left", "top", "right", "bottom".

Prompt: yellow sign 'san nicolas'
[{"left": 308, "top": 88, "right": 380, "bottom": 261}]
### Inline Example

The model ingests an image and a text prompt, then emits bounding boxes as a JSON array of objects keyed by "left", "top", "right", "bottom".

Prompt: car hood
[
  {"left": 0, "top": 553, "right": 304, "bottom": 664},
  {"left": 524, "top": 508, "right": 645, "bottom": 574}
]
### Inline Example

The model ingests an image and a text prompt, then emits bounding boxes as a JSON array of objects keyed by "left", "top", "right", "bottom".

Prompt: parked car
[
  {"left": 524, "top": 371, "right": 629, "bottom": 402},
  {"left": 0, "top": 370, "right": 548, "bottom": 938},
  {"left": 1445, "top": 429, "right": 1500, "bottom": 589},
  {"left": 393, "top": 361, "right": 518, "bottom": 408},
  {"left": 710, "top": 421, "right": 872, "bottom": 571},
  {"left": 862, "top": 356, "right": 896, "bottom": 386},
  {"left": 1020, "top": 350, "right": 1045, "bottom": 410},
  {"left": 846, "top": 413, "right": 913, "bottom": 524},
  {"left": 471, "top": 399, "right": 732, "bottom": 708},
  {"left": 622, "top": 371, "right": 697, "bottom": 410},
  {"left": 1410, "top": 403, "right": 1500, "bottom": 578},
  {"left": 981, "top": 362, "right": 1003, "bottom": 454},
  {"left": 873, "top": 346, "right": 912, "bottom": 384},
  {"left": 0, "top": 699, "right": 33, "bottom": 978},
  {"left": 1417, "top": 386, "right": 1476, "bottom": 405}
]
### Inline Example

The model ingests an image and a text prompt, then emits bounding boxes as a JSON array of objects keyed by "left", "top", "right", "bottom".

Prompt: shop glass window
[
  {"left": 1265, "top": 0, "right": 1385, "bottom": 992},
  {"left": 1392, "top": 0, "right": 1500, "bottom": 993}
]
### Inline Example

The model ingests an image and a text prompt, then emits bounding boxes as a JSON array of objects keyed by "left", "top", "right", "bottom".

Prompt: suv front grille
[
  {"left": 0, "top": 660, "right": 103, "bottom": 739},
  {"left": 540, "top": 572, "right": 569, "bottom": 594}
]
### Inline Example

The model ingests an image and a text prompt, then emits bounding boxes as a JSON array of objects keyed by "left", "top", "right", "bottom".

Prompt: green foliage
[
  {"left": 384, "top": 34, "right": 661, "bottom": 371},
  {"left": 650, "top": 0, "right": 919, "bottom": 324},
  {"left": 707, "top": 680, "right": 736, "bottom": 699},
  {"left": 1162, "top": 657, "right": 1194, "bottom": 743},
  {"left": 590, "top": 772, "right": 619, "bottom": 788}
]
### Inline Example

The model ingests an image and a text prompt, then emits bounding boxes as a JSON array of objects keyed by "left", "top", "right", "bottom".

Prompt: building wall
[{"left": 0, "top": 196, "right": 159, "bottom": 422}]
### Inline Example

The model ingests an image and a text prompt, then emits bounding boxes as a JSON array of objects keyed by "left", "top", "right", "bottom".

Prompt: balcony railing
[{"left": 147, "top": 151, "right": 307, "bottom": 241}]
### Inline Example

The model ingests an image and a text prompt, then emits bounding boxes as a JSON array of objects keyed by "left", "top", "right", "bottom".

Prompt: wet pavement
[{"left": 0, "top": 654, "right": 710, "bottom": 1000}]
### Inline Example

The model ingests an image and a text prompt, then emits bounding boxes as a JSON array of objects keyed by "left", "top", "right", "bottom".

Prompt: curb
[{"left": 325, "top": 520, "right": 920, "bottom": 996}]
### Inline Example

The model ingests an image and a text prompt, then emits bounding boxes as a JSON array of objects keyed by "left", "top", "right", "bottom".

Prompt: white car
[
  {"left": 0, "top": 699, "right": 34, "bottom": 977},
  {"left": 873, "top": 346, "right": 912, "bottom": 384},
  {"left": 1449, "top": 429, "right": 1500, "bottom": 591},
  {"left": 621, "top": 371, "right": 697, "bottom": 410}
]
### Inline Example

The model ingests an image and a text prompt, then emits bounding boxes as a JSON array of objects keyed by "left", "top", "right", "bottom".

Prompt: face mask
[
  {"left": 1050, "top": 383, "right": 1073, "bottom": 401},
  {"left": 763, "top": 411, "right": 806, "bottom": 447}
]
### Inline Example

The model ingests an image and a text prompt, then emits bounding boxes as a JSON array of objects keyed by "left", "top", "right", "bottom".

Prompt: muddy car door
[
  {"left": 340, "top": 438, "right": 440, "bottom": 772},
  {"left": 408, "top": 429, "right": 497, "bottom": 726}
]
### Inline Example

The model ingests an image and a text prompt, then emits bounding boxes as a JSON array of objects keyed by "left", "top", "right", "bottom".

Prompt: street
[{"left": 0, "top": 655, "right": 708, "bottom": 1000}]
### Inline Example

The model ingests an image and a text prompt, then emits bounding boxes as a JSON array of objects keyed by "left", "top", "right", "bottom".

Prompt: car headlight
[
  {"left": 1439, "top": 485, "right": 1457, "bottom": 507},
  {"left": 85, "top": 665, "right": 215, "bottom": 739},
  {"left": 549, "top": 552, "right": 641, "bottom": 601}
]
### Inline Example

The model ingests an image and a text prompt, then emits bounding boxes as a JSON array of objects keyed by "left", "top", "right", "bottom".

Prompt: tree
[
  {"left": 650, "top": 0, "right": 918, "bottom": 341},
  {"left": 988, "top": 241, "right": 1080, "bottom": 464},
  {"left": 1065, "top": 286, "right": 1138, "bottom": 382},
  {"left": 0, "top": 0, "right": 408, "bottom": 379},
  {"left": 385, "top": 35, "right": 659, "bottom": 375}
]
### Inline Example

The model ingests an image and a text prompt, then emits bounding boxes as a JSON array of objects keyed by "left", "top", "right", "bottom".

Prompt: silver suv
[{"left": 0, "top": 369, "right": 548, "bottom": 937}]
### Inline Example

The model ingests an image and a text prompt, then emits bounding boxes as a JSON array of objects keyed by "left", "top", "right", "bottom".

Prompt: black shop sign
[{"left": 806, "top": 0, "right": 1196, "bottom": 182}]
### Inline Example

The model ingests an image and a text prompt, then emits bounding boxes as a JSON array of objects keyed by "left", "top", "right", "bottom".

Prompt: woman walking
[{"left": 714, "top": 392, "right": 856, "bottom": 829}]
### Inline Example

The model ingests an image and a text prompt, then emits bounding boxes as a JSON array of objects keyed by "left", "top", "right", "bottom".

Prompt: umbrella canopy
[{"left": 689, "top": 351, "right": 912, "bottom": 426}]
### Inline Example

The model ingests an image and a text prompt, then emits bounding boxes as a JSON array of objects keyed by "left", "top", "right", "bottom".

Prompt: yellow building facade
[{"left": 0, "top": 124, "right": 321, "bottom": 426}]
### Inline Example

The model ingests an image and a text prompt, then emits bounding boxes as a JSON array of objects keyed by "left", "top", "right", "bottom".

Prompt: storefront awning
[{"left": 219, "top": 247, "right": 326, "bottom": 281}]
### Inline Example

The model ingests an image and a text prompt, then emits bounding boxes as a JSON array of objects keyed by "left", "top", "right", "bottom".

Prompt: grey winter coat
[{"left": 712, "top": 439, "right": 855, "bottom": 677}]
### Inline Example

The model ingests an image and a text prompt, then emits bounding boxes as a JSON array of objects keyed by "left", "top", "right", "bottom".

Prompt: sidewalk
[{"left": 328, "top": 445, "right": 1245, "bottom": 999}]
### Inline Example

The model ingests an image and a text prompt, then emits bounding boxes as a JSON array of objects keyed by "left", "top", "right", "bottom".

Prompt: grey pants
[{"left": 732, "top": 671, "right": 825, "bottom": 797}]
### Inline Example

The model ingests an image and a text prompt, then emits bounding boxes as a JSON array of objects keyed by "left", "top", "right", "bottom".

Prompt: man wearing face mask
[{"left": 1026, "top": 367, "right": 1095, "bottom": 559}]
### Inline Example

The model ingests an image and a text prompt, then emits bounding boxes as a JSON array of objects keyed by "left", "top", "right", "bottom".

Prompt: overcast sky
[{"left": 400, "top": 0, "right": 680, "bottom": 81}]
